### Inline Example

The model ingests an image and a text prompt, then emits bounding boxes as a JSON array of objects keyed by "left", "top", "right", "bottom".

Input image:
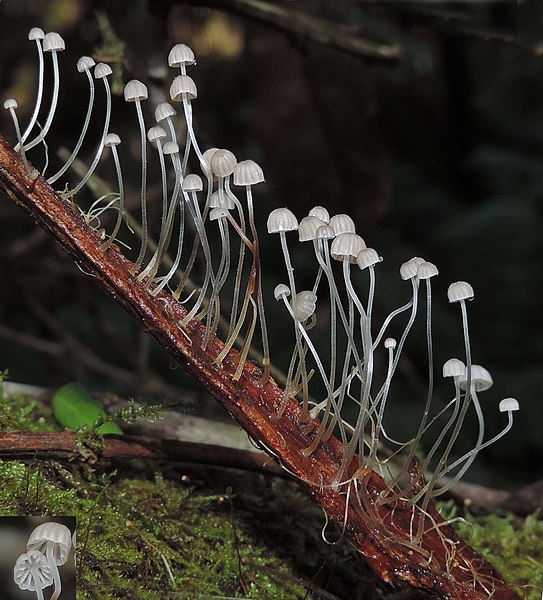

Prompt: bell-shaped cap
[
  {"left": 147, "top": 125, "right": 167, "bottom": 143},
  {"left": 329, "top": 214, "right": 355, "bottom": 235},
  {"left": 233, "top": 159, "right": 264, "bottom": 186},
  {"left": 3, "top": 98, "right": 17, "bottom": 110},
  {"left": 94, "top": 63, "right": 113, "bottom": 79},
  {"left": 155, "top": 102, "right": 176, "bottom": 122},
  {"left": 28, "top": 27, "right": 45, "bottom": 41},
  {"left": 309, "top": 206, "right": 330, "bottom": 223},
  {"left": 448, "top": 281, "right": 474, "bottom": 303},
  {"left": 43, "top": 32, "right": 65, "bottom": 52},
  {"left": 292, "top": 290, "right": 317, "bottom": 322},
  {"left": 170, "top": 75, "right": 197, "bottom": 101},
  {"left": 27, "top": 522, "right": 72, "bottom": 567},
  {"left": 209, "top": 190, "right": 234, "bottom": 209},
  {"left": 210, "top": 149, "right": 237, "bottom": 178},
  {"left": 458, "top": 364, "right": 493, "bottom": 392},
  {"left": 315, "top": 224, "right": 335, "bottom": 240},
  {"left": 274, "top": 284, "right": 291, "bottom": 300},
  {"left": 77, "top": 56, "right": 95, "bottom": 72},
  {"left": 499, "top": 398, "right": 519, "bottom": 412},
  {"left": 104, "top": 133, "right": 121, "bottom": 147},
  {"left": 210, "top": 207, "right": 229, "bottom": 221},
  {"left": 183, "top": 174, "right": 203, "bottom": 192},
  {"left": 267, "top": 208, "right": 298, "bottom": 233},
  {"left": 417, "top": 261, "right": 439, "bottom": 280},
  {"left": 442, "top": 358, "right": 465, "bottom": 378},
  {"left": 298, "top": 216, "right": 326, "bottom": 242},
  {"left": 331, "top": 233, "right": 366, "bottom": 263},
  {"left": 163, "top": 141, "right": 179, "bottom": 155},
  {"left": 201, "top": 148, "right": 219, "bottom": 173},
  {"left": 384, "top": 338, "right": 397, "bottom": 349},
  {"left": 168, "top": 43, "right": 196, "bottom": 67},
  {"left": 400, "top": 256, "right": 425, "bottom": 280},
  {"left": 124, "top": 79, "right": 148, "bottom": 102},
  {"left": 357, "top": 248, "right": 381, "bottom": 270}
]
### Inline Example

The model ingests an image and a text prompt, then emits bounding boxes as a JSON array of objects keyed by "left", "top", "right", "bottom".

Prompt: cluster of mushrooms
[{"left": 13, "top": 522, "right": 75, "bottom": 600}]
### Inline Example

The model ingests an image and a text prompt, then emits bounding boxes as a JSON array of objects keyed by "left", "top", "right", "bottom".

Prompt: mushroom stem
[{"left": 47, "top": 545, "right": 62, "bottom": 600}]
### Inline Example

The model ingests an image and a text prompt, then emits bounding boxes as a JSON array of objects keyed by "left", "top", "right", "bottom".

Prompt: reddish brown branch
[
  {"left": 0, "top": 431, "right": 284, "bottom": 476},
  {"left": 0, "top": 136, "right": 519, "bottom": 599}
]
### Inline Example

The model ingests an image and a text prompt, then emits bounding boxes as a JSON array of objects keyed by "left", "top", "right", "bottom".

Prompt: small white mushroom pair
[{"left": 13, "top": 522, "right": 72, "bottom": 600}]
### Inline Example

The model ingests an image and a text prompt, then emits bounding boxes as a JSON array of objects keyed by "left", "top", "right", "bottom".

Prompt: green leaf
[{"left": 52, "top": 383, "right": 123, "bottom": 435}]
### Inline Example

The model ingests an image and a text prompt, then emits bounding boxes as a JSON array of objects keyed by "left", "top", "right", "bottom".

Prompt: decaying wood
[
  {"left": 0, "top": 136, "right": 520, "bottom": 599},
  {"left": 0, "top": 431, "right": 284, "bottom": 476}
]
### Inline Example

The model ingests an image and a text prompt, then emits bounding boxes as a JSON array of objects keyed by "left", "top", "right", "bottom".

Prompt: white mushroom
[
  {"left": 27, "top": 522, "right": 72, "bottom": 600},
  {"left": 14, "top": 549, "right": 53, "bottom": 600}
]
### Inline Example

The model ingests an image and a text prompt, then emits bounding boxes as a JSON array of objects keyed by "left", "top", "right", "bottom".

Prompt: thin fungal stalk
[
  {"left": 17, "top": 28, "right": 45, "bottom": 148},
  {"left": 48, "top": 56, "right": 96, "bottom": 184},
  {"left": 100, "top": 134, "right": 124, "bottom": 251},
  {"left": 66, "top": 63, "right": 112, "bottom": 197},
  {"left": 24, "top": 33, "right": 64, "bottom": 153}
]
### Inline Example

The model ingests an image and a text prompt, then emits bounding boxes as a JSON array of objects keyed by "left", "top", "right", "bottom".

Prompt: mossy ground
[{"left": 0, "top": 381, "right": 541, "bottom": 599}]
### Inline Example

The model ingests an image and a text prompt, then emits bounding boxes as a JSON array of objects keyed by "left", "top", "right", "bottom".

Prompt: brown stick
[
  {"left": 0, "top": 136, "right": 519, "bottom": 599},
  {"left": 0, "top": 431, "right": 285, "bottom": 476}
]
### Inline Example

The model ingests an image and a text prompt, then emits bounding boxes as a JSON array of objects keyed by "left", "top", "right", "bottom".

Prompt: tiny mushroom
[{"left": 27, "top": 522, "right": 72, "bottom": 600}]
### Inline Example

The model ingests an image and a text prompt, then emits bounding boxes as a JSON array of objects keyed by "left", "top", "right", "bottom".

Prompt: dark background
[{"left": 0, "top": 0, "right": 541, "bottom": 493}]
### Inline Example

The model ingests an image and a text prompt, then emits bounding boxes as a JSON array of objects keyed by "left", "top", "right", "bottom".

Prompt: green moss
[{"left": 452, "top": 508, "right": 543, "bottom": 600}]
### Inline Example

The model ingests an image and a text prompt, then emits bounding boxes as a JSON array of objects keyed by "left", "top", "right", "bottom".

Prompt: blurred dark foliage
[{"left": 0, "top": 0, "right": 542, "bottom": 491}]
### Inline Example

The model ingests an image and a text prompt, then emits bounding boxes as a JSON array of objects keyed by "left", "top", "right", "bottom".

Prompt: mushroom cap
[
  {"left": 448, "top": 281, "right": 474, "bottom": 303},
  {"left": 3, "top": 98, "right": 18, "bottom": 110},
  {"left": 315, "top": 224, "right": 335, "bottom": 240},
  {"left": 399, "top": 256, "right": 425, "bottom": 280},
  {"left": 330, "top": 233, "right": 366, "bottom": 263},
  {"left": 267, "top": 208, "right": 298, "bottom": 233},
  {"left": 442, "top": 358, "right": 466, "bottom": 378},
  {"left": 27, "top": 522, "right": 72, "bottom": 566},
  {"left": 274, "top": 284, "right": 291, "bottom": 300},
  {"left": 210, "top": 149, "right": 237, "bottom": 178},
  {"left": 201, "top": 148, "right": 219, "bottom": 173},
  {"left": 298, "top": 216, "right": 326, "bottom": 242},
  {"left": 384, "top": 337, "right": 397, "bottom": 349},
  {"left": 94, "top": 63, "right": 113, "bottom": 79},
  {"left": 170, "top": 75, "right": 197, "bottom": 101},
  {"left": 14, "top": 550, "right": 53, "bottom": 592},
  {"left": 417, "top": 261, "right": 439, "bottom": 280},
  {"left": 458, "top": 364, "right": 493, "bottom": 392},
  {"left": 28, "top": 27, "right": 45, "bottom": 41},
  {"left": 43, "top": 32, "right": 65, "bottom": 52},
  {"left": 499, "top": 397, "right": 519, "bottom": 412},
  {"left": 77, "top": 56, "right": 95, "bottom": 73},
  {"left": 163, "top": 141, "right": 179, "bottom": 155},
  {"left": 357, "top": 248, "right": 381, "bottom": 270},
  {"left": 104, "top": 133, "right": 121, "bottom": 147},
  {"left": 209, "top": 190, "right": 234, "bottom": 210},
  {"left": 147, "top": 125, "right": 167, "bottom": 143},
  {"left": 329, "top": 214, "right": 355, "bottom": 235},
  {"left": 292, "top": 291, "right": 317, "bottom": 322},
  {"left": 233, "top": 159, "right": 264, "bottom": 186},
  {"left": 124, "top": 79, "right": 148, "bottom": 102},
  {"left": 209, "top": 207, "right": 229, "bottom": 221},
  {"left": 183, "top": 174, "right": 204, "bottom": 192},
  {"left": 155, "top": 102, "right": 176, "bottom": 122},
  {"left": 168, "top": 43, "right": 196, "bottom": 67},
  {"left": 308, "top": 205, "right": 330, "bottom": 223}
]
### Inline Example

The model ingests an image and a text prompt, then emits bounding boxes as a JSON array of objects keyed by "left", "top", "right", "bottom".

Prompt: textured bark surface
[{"left": 0, "top": 135, "right": 520, "bottom": 599}]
